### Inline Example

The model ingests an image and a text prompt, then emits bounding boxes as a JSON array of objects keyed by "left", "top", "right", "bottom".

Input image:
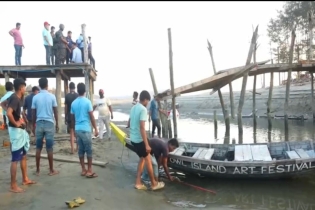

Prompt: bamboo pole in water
[
  {"left": 284, "top": 26, "right": 296, "bottom": 120},
  {"left": 237, "top": 26, "right": 259, "bottom": 136},
  {"left": 308, "top": 10, "right": 315, "bottom": 120},
  {"left": 148, "top": 68, "right": 167, "bottom": 138},
  {"left": 207, "top": 40, "right": 230, "bottom": 132},
  {"left": 267, "top": 59, "right": 274, "bottom": 119},
  {"left": 168, "top": 28, "right": 178, "bottom": 138}
]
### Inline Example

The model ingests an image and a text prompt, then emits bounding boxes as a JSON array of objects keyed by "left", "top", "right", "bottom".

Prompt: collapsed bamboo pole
[
  {"left": 168, "top": 28, "right": 178, "bottom": 138},
  {"left": 284, "top": 26, "right": 297, "bottom": 120},
  {"left": 267, "top": 59, "right": 274, "bottom": 119},
  {"left": 309, "top": 10, "right": 315, "bottom": 120},
  {"left": 149, "top": 68, "right": 167, "bottom": 138},
  {"left": 207, "top": 40, "right": 230, "bottom": 131},
  {"left": 228, "top": 83, "right": 235, "bottom": 119},
  {"left": 237, "top": 26, "right": 259, "bottom": 135}
]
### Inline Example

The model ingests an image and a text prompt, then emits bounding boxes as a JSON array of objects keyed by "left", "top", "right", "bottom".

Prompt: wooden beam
[
  {"left": 168, "top": 28, "right": 178, "bottom": 138},
  {"left": 253, "top": 41, "right": 257, "bottom": 121},
  {"left": 160, "top": 93, "right": 180, "bottom": 100},
  {"left": 82, "top": 24, "right": 91, "bottom": 102},
  {"left": 228, "top": 83, "right": 235, "bottom": 119},
  {"left": 238, "top": 25, "right": 259, "bottom": 135},
  {"left": 64, "top": 79, "right": 69, "bottom": 120},
  {"left": 312, "top": 73, "right": 315, "bottom": 120},
  {"left": 60, "top": 69, "right": 70, "bottom": 81},
  {"left": 284, "top": 26, "right": 296, "bottom": 119},
  {"left": 89, "top": 78, "right": 93, "bottom": 106},
  {"left": 55, "top": 71, "right": 62, "bottom": 132}
]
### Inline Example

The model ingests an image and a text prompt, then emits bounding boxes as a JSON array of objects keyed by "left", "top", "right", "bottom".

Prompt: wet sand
[{"left": 0, "top": 122, "right": 194, "bottom": 210}]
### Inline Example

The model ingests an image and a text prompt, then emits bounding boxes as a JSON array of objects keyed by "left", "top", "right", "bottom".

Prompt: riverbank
[{"left": 113, "top": 81, "right": 315, "bottom": 117}]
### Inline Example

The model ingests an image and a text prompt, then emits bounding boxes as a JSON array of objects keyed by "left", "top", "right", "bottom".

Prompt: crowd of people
[{"left": 9, "top": 22, "right": 96, "bottom": 69}]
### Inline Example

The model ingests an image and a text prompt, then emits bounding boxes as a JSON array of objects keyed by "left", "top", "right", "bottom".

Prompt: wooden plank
[
  {"left": 204, "top": 148, "right": 215, "bottom": 160},
  {"left": 235, "top": 145, "right": 253, "bottom": 161},
  {"left": 192, "top": 148, "right": 204, "bottom": 158},
  {"left": 27, "top": 152, "right": 108, "bottom": 167},
  {"left": 286, "top": 151, "right": 300, "bottom": 159},
  {"left": 197, "top": 148, "right": 209, "bottom": 159},
  {"left": 251, "top": 145, "right": 272, "bottom": 161},
  {"left": 295, "top": 149, "right": 310, "bottom": 158},
  {"left": 306, "top": 150, "right": 315, "bottom": 158}
]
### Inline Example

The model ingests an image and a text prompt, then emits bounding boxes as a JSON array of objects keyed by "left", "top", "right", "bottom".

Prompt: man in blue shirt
[
  {"left": 0, "top": 82, "right": 14, "bottom": 129},
  {"left": 149, "top": 95, "right": 162, "bottom": 138},
  {"left": 128, "top": 90, "right": 164, "bottom": 191},
  {"left": 42, "top": 22, "right": 53, "bottom": 65},
  {"left": 71, "top": 83, "right": 98, "bottom": 178},
  {"left": 31, "top": 77, "right": 59, "bottom": 176},
  {"left": 23, "top": 86, "right": 39, "bottom": 139},
  {"left": 76, "top": 34, "right": 85, "bottom": 62}
]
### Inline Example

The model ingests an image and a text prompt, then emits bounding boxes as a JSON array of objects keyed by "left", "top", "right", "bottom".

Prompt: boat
[
  {"left": 110, "top": 122, "right": 315, "bottom": 179},
  {"left": 274, "top": 115, "right": 308, "bottom": 120}
]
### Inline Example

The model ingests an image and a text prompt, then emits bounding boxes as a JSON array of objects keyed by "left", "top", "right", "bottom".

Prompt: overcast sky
[{"left": 0, "top": 1, "right": 285, "bottom": 97}]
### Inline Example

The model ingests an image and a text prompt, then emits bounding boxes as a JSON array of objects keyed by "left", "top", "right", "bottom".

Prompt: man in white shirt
[
  {"left": 93, "top": 89, "right": 113, "bottom": 140},
  {"left": 71, "top": 43, "right": 83, "bottom": 63}
]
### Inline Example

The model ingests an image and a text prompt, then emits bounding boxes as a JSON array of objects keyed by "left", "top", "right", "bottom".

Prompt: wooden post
[
  {"left": 309, "top": 10, "right": 315, "bottom": 120},
  {"left": 4, "top": 73, "right": 9, "bottom": 83},
  {"left": 284, "top": 26, "right": 297, "bottom": 120},
  {"left": 278, "top": 46, "right": 281, "bottom": 85},
  {"left": 56, "top": 71, "right": 62, "bottom": 132},
  {"left": 267, "top": 59, "right": 274, "bottom": 119},
  {"left": 168, "top": 28, "right": 178, "bottom": 138},
  {"left": 268, "top": 118, "right": 272, "bottom": 142},
  {"left": 228, "top": 83, "right": 235, "bottom": 119},
  {"left": 63, "top": 79, "right": 68, "bottom": 117},
  {"left": 213, "top": 110, "right": 217, "bottom": 139},
  {"left": 237, "top": 26, "right": 259, "bottom": 136},
  {"left": 148, "top": 68, "right": 167, "bottom": 137},
  {"left": 207, "top": 40, "right": 231, "bottom": 128},
  {"left": 312, "top": 73, "right": 315, "bottom": 120},
  {"left": 89, "top": 78, "right": 93, "bottom": 105},
  {"left": 252, "top": 39, "right": 258, "bottom": 120},
  {"left": 81, "top": 24, "right": 90, "bottom": 101}
]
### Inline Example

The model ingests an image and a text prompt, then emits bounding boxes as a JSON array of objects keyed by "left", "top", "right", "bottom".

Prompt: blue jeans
[
  {"left": 141, "top": 154, "right": 159, "bottom": 181},
  {"left": 44, "top": 45, "right": 51, "bottom": 65},
  {"left": 14, "top": 44, "right": 22, "bottom": 65},
  {"left": 35, "top": 120, "right": 55, "bottom": 152},
  {"left": 76, "top": 130, "right": 92, "bottom": 158}
]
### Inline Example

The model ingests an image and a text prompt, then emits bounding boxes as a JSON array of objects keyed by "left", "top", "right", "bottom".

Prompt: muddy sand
[{"left": 0, "top": 121, "right": 201, "bottom": 210}]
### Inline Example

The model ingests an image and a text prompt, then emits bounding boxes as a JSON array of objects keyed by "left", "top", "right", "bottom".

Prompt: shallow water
[{"left": 113, "top": 110, "right": 315, "bottom": 210}]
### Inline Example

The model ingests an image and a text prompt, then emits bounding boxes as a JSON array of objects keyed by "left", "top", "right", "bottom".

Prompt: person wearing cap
[
  {"left": 93, "top": 89, "right": 113, "bottom": 140},
  {"left": 42, "top": 21, "right": 53, "bottom": 65},
  {"left": 50, "top": 26, "right": 57, "bottom": 65},
  {"left": 9, "top": 22, "right": 24, "bottom": 66},
  {"left": 55, "top": 24, "right": 68, "bottom": 65},
  {"left": 65, "top": 82, "right": 78, "bottom": 154},
  {"left": 23, "top": 86, "right": 40, "bottom": 141},
  {"left": 7, "top": 78, "right": 36, "bottom": 192},
  {"left": 87, "top": 36, "right": 95, "bottom": 69},
  {"left": 0, "top": 82, "right": 14, "bottom": 129}
]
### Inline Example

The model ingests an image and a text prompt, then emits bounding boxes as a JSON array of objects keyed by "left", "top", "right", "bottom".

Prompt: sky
[{"left": 0, "top": 1, "right": 285, "bottom": 98}]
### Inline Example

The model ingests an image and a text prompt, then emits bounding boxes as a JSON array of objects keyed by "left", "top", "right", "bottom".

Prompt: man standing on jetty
[
  {"left": 1, "top": 82, "right": 14, "bottom": 129},
  {"left": 66, "top": 31, "right": 75, "bottom": 64},
  {"left": 149, "top": 95, "right": 162, "bottom": 138},
  {"left": 42, "top": 22, "right": 53, "bottom": 65},
  {"left": 50, "top": 26, "right": 57, "bottom": 65},
  {"left": 128, "top": 90, "right": 164, "bottom": 190},
  {"left": 87, "top": 36, "right": 95, "bottom": 69},
  {"left": 55, "top": 24, "right": 68, "bottom": 65},
  {"left": 31, "top": 77, "right": 59, "bottom": 176},
  {"left": 9, "top": 22, "right": 24, "bottom": 66},
  {"left": 7, "top": 78, "right": 36, "bottom": 193},
  {"left": 93, "top": 89, "right": 113, "bottom": 140},
  {"left": 23, "top": 86, "right": 39, "bottom": 141},
  {"left": 65, "top": 82, "right": 78, "bottom": 154},
  {"left": 71, "top": 83, "right": 98, "bottom": 178}
]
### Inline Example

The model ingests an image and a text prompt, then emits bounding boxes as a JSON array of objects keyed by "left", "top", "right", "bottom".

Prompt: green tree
[{"left": 0, "top": 84, "right": 5, "bottom": 98}]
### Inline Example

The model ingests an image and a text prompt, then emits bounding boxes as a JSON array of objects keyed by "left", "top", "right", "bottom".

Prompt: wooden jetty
[{"left": 0, "top": 24, "right": 97, "bottom": 128}]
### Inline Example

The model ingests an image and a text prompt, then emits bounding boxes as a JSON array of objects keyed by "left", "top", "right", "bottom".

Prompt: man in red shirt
[{"left": 9, "top": 23, "right": 24, "bottom": 66}]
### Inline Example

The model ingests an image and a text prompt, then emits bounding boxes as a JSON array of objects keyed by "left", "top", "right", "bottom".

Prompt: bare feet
[
  {"left": 81, "top": 170, "right": 87, "bottom": 176},
  {"left": 22, "top": 179, "right": 37, "bottom": 185},
  {"left": 10, "top": 186, "right": 25, "bottom": 193},
  {"left": 35, "top": 171, "right": 40, "bottom": 176},
  {"left": 48, "top": 170, "right": 59, "bottom": 176}
]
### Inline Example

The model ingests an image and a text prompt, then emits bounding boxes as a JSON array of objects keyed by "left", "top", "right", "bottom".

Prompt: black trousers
[
  {"left": 80, "top": 48, "right": 84, "bottom": 62},
  {"left": 88, "top": 51, "right": 95, "bottom": 69},
  {"left": 66, "top": 50, "right": 72, "bottom": 64},
  {"left": 152, "top": 119, "right": 161, "bottom": 137}
]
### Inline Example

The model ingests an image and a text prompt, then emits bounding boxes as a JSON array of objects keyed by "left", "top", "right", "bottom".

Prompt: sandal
[
  {"left": 73, "top": 197, "right": 85, "bottom": 204},
  {"left": 134, "top": 184, "right": 147, "bottom": 190},
  {"left": 65, "top": 201, "right": 80, "bottom": 208},
  {"left": 151, "top": 182, "right": 165, "bottom": 191},
  {"left": 86, "top": 173, "right": 98, "bottom": 178}
]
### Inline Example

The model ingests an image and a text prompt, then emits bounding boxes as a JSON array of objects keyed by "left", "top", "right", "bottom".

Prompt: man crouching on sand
[
  {"left": 7, "top": 78, "right": 36, "bottom": 193},
  {"left": 71, "top": 83, "right": 99, "bottom": 178},
  {"left": 128, "top": 90, "right": 164, "bottom": 190}
]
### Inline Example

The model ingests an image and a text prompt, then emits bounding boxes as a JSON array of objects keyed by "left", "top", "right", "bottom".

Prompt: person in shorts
[
  {"left": 128, "top": 90, "right": 164, "bottom": 191},
  {"left": 23, "top": 86, "right": 39, "bottom": 141},
  {"left": 71, "top": 83, "right": 98, "bottom": 178},
  {"left": 0, "top": 82, "right": 14, "bottom": 129},
  {"left": 7, "top": 78, "right": 36, "bottom": 193},
  {"left": 64, "top": 82, "right": 78, "bottom": 154}
]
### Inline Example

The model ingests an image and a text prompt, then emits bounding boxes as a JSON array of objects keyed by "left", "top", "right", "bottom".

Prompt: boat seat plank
[
  {"left": 197, "top": 148, "right": 209, "bottom": 159},
  {"left": 171, "top": 146, "right": 185, "bottom": 156},
  {"left": 251, "top": 145, "right": 272, "bottom": 161},
  {"left": 306, "top": 150, "right": 315, "bottom": 158},
  {"left": 192, "top": 148, "right": 204, "bottom": 158},
  {"left": 286, "top": 151, "right": 301, "bottom": 159},
  {"left": 235, "top": 145, "right": 253, "bottom": 161},
  {"left": 204, "top": 148, "right": 215, "bottom": 160},
  {"left": 295, "top": 149, "right": 310, "bottom": 158}
]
